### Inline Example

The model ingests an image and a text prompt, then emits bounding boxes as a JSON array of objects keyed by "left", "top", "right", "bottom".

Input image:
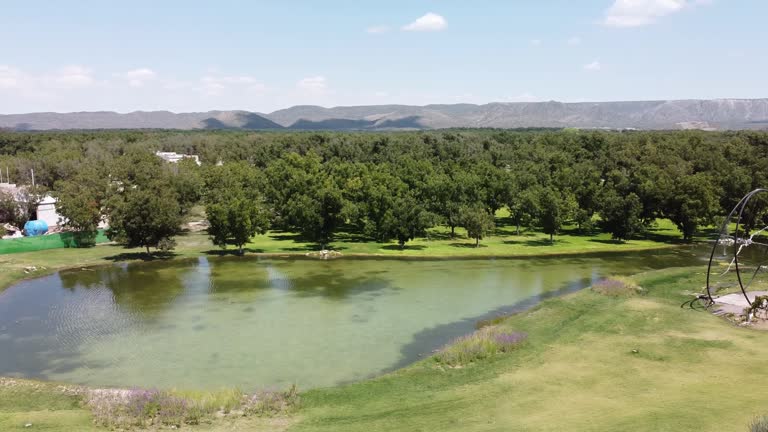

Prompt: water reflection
[{"left": 0, "top": 247, "right": 706, "bottom": 389}]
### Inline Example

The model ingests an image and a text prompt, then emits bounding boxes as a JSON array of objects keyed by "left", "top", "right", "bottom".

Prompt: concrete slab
[{"left": 712, "top": 291, "right": 768, "bottom": 316}]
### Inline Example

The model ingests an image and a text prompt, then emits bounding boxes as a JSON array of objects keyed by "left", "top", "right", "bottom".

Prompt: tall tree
[
  {"left": 54, "top": 167, "right": 109, "bottom": 246},
  {"left": 665, "top": 173, "right": 720, "bottom": 241},
  {"left": 204, "top": 162, "right": 270, "bottom": 254},
  {"left": 429, "top": 166, "right": 479, "bottom": 237},
  {"left": 382, "top": 193, "right": 436, "bottom": 249},
  {"left": 106, "top": 184, "right": 182, "bottom": 253},
  {"left": 599, "top": 191, "right": 644, "bottom": 241},
  {"left": 459, "top": 204, "right": 495, "bottom": 247},
  {"left": 105, "top": 151, "right": 182, "bottom": 253},
  {"left": 537, "top": 188, "right": 575, "bottom": 243},
  {"left": 265, "top": 153, "right": 348, "bottom": 248}
]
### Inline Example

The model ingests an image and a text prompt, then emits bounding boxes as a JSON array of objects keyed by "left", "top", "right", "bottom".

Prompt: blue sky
[{"left": 0, "top": 0, "right": 765, "bottom": 113}]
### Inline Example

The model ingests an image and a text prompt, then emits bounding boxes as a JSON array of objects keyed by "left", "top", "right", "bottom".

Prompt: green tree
[
  {"left": 171, "top": 158, "right": 203, "bottom": 216},
  {"left": 54, "top": 167, "right": 108, "bottom": 245},
  {"left": 598, "top": 191, "right": 644, "bottom": 241},
  {"left": 382, "top": 193, "right": 436, "bottom": 249},
  {"left": 204, "top": 162, "right": 270, "bottom": 254},
  {"left": 429, "top": 166, "right": 479, "bottom": 237},
  {"left": 0, "top": 190, "right": 24, "bottom": 227},
  {"left": 665, "top": 173, "right": 720, "bottom": 241},
  {"left": 506, "top": 182, "right": 541, "bottom": 236},
  {"left": 459, "top": 204, "right": 495, "bottom": 247},
  {"left": 537, "top": 188, "right": 575, "bottom": 243},
  {"left": 104, "top": 150, "right": 183, "bottom": 253},
  {"left": 265, "top": 153, "right": 348, "bottom": 248},
  {"left": 106, "top": 184, "right": 182, "bottom": 254}
]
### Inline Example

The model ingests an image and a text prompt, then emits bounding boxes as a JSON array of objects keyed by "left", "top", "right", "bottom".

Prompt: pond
[{"left": 0, "top": 248, "right": 705, "bottom": 390}]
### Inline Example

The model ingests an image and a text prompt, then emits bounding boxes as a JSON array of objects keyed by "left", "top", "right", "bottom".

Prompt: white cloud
[
  {"left": 0, "top": 65, "right": 95, "bottom": 92},
  {"left": 366, "top": 25, "right": 390, "bottom": 34},
  {"left": 198, "top": 75, "right": 266, "bottom": 96},
  {"left": 297, "top": 76, "right": 328, "bottom": 94},
  {"left": 0, "top": 65, "right": 22, "bottom": 89},
  {"left": 402, "top": 12, "right": 447, "bottom": 32},
  {"left": 603, "top": 0, "right": 701, "bottom": 28},
  {"left": 115, "top": 68, "right": 157, "bottom": 87},
  {"left": 505, "top": 93, "right": 540, "bottom": 103},
  {"left": 51, "top": 65, "right": 94, "bottom": 88},
  {"left": 583, "top": 60, "right": 602, "bottom": 71},
  {"left": 567, "top": 36, "right": 582, "bottom": 46}
]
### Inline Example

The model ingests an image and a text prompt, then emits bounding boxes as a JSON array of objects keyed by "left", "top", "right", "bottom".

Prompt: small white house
[
  {"left": 155, "top": 151, "right": 201, "bottom": 166},
  {"left": 0, "top": 183, "right": 65, "bottom": 229},
  {"left": 35, "top": 194, "right": 63, "bottom": 227}
]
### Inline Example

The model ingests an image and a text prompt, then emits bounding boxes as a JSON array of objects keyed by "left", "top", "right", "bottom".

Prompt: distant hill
[
  {"left": 0, "top": 110, "right": 283, "bottom": 131},
  {"left": 2, "top": 99, "right": 768, "bottom": 131}
]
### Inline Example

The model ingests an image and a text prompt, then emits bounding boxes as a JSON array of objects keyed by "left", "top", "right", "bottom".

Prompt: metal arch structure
[{"left": 705, "top": 188, "right": 768, "bottom": 307}]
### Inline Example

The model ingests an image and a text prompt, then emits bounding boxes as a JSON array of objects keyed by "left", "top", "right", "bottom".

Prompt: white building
[
  {"left": 35, "top": 194, "right": 62, "bottom": 227},
  {"left": 155, "top": 151, "right": 201, "bottom": 166},
  {"left": 0, "top": 183, "right": 64, "bottom": 228}
]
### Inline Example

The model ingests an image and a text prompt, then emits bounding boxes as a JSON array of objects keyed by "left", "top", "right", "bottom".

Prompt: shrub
[
  {"left": 84, "top": 385, "right": 299, "bottom": 428},
  {"left": 591, "top": 277, "right": 643, "bottom": 297},
  {"left": 434, "top": 326, "right": 527, "bottom": 367},
  {"left": 85, "top": 388, "right": 162, "bottom": 428},
  {"left": 750, "top": 416, "right": 768, "bottom": 432},
  {"left": 242, "top": 384, "right": 300, "bottom": 416},
  {"left": 158, "top": 236, "right": 177, "bottom": 252}
]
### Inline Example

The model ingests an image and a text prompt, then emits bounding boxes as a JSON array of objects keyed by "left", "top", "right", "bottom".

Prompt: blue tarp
[{"left": 23, "top": 220, "right": 49, "bottom": 236}]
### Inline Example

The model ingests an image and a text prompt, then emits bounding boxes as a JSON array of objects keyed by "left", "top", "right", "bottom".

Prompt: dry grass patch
[{"left": 592, "top": 276, "right": 643, "bottom": 296}]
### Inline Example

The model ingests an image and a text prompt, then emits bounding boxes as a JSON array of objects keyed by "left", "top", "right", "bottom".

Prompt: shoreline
[{"left": 0, "top": 241, "right": 687, "bottom": 293}]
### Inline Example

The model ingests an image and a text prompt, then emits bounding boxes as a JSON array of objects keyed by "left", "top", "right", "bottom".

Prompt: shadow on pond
[
  {"left": 386, "top": 276, "right": 596, "bottom": 373},
  {"left": 59, "top": 260, "right": 190, "bottom": 319},
  {"left": 204, "top": 257, "right": 397, "bottom": 300}
]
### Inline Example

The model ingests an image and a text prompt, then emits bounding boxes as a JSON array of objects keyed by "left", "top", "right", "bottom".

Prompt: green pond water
[{"left": 0, "top": 248, "right": 705, "bottom": 390}]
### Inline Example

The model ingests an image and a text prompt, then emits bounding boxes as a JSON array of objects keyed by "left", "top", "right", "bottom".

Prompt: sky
[{"left": 0, "top": 0, "right": 766, "bottom": 114}]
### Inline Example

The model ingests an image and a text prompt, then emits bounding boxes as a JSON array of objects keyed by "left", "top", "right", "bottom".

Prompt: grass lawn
[{"left": 246, "top": 215, "right": 697, "bottom": 257}]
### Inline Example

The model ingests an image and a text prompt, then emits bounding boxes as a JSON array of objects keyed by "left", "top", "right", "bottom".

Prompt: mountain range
[{"left": 2, "top": 99, "right": 768, "bottom": 131}]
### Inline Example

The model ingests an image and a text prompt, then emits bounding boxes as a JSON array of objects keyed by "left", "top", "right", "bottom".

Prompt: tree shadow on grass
[
  {"left": 268, "top": 232, "right": 310, "bottom": 242},
  {"left": 588, "top": 239, "right": 626, "bottom": 245},
  {"left": 503, "top": 238, "right": 558, "bottom": 247},
  {"left": 640, "top": 230, "right": 688, "bottom": 244},
  {"left": 380, "top": 244, "right": 427, "bottom": 251},
  {"left": 449, "top": 242, "right": 488, "bottom": 249},
  {"left": 561, "top": 227, "right": 600, "bottom": 237},
  {"left": 424, "top": 231, "right": 454, "bottom": 241},
  {"left": 204, "top": 247, "right": 265, "bottom": 256},
  {"left": 103, "top": 251, "right": 178, "bottom": 262}
]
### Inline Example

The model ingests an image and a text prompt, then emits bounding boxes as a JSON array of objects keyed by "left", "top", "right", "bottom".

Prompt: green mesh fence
[{"left": 0, "top": 230, "right": 110, "bottom": 255}]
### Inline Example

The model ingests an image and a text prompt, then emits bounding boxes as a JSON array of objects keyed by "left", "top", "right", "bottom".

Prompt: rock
[
  {"left": 24, "top": 423, "right": 32, "bottom": 428},
  {"left": 631, "top": 349, "right": 639, "bottom": 354}
]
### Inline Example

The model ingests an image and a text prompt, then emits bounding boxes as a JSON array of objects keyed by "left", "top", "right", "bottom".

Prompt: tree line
[{"left": 1, "top": 129, "right": 767, "bottom": 252}]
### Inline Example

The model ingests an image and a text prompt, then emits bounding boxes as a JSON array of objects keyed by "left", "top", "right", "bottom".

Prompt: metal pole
[{"left": 31, "top": 169, "right": 35, "bottom": 187}]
